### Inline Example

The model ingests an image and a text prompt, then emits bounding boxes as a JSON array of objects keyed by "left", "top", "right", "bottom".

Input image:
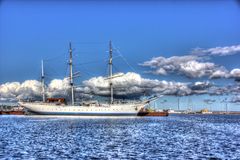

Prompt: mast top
[
  {"left": 69, "top": 42, "right": 72, "bottom": 49},
  {"left": 69, "top": 42, "right": 72, "bottom": 59},
  {"left": 41, "top": 60, "right": 44, "bottom": 77},
  {"left": 109, "top": 40, "right": 112, "bottom": 65},
  {"left": 109, "top": 40, "right": 114, "bottom": 104}
]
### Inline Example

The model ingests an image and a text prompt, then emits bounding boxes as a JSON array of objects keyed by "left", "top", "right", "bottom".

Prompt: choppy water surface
[{"left": 1, "top": 115, "right": 240, "bottom": 159}]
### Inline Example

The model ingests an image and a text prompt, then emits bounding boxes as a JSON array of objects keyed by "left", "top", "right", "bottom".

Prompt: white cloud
[
  {"left": 47, "top": 78, "right": 70, "bottom": 97},
  {"left": 179, "top": 60, "right": 215, "bottom": 78},
  {"left": 18, "top": 80, "right": 42, "bottom": 99},
  {"left": 190, "top": 81, "right": 212, "bottom": 95},
  {"left": 230, "top": 69, "right": 240, "bottom": 81},
  {"left": 0, "top": 79, "right": 71, "bottom": 101},
  {"left": 0, "top": 82, "right": 20, "bottom": 98},
  {"left": 193, "top": 44, "right": 240, "bottom": 56},
  {"left": 140, "top": 55, "right": 227, "bottom": 79},
  {"left": 192, "top": 81, "right": 212, "bottom": 89},
  {"left": 0, "top": 80, "right": 42, "bottom": 100},
  {"left": 209, "top": 83, "right": 240, "bottom": 96},
  {"left": 83, "top": 72, "right": 193, "bottom": 97},
  {"left": 0, "top": 80, "right": 41, "bottom": 100},
  {"left": 210, "top": 69, "right": 229, "bottom": 79},
  {"left": 155, "top": 68, "right": 167, "bottom": 75}
]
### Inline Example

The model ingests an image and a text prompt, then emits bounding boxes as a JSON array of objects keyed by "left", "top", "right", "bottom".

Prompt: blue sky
[{"left": 1, "top": 0, "right": 240, "bottom": 110}]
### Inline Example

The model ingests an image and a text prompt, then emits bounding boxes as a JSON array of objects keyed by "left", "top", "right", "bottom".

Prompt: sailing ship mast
[
  {"left": 69, "top": 42, "right": 75, "bottom": 105},
  {"left": 41, "top": 60, "right": 46, "bottom": 102},
  {"left": 109, "top": 41, "right": 114, "bottom": 104}
]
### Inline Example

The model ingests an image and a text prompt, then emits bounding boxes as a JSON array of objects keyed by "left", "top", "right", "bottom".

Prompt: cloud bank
[
  {"left": 140, "top": 55, "right": 240, "bottom": 81},
  {"left": 0, "top": 72, "right": 215, "bottom": 101},
  {"left": 230, "top": 69, "right": 240, "bottom": 81},
  {"left": 0, "top": 80, "right": 42, "bottom": 101},
  {"left": 140, "top": 55, "right": 228, "bottom": 79},
  {"left": 47, "top": 78, "right": 70, "bottom": 97},
  {"left": 0, "top": 79, "right": 70, "bottom": 101},
  {"left": 192, "top": 44, "right": 240, "bottom": 56},
  {"left": 82, "top": 72, "right": 192, "bottom": 97}
]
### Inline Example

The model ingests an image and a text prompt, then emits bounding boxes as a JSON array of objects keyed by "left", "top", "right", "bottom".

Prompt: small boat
[
  {"left": 0, "top": 106, "right": 25, "bottom": 115},
  {"left": 137, "top": 108, "right": 169, "bottom": 117}
]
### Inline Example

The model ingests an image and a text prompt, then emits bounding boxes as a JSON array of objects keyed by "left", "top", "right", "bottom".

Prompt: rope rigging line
[
  {"left": 73, "top": 55, "right": 121, "bottom": 67},
  {"left": 78, "top": 67, "right": 96, "bottom": 77},
  {"left": 112, "top": 43, "right": 138, "bottom": 73},
  {"left": 112, "top": 64, "right": 121, "bottom": 73},
  {"left": 45, "top": 63, "right": 65, "bottom": 78},
  {"left": 43, "top": 51, "right": 68, "bottom": 62},
  {"left": 71, "top": 41, "right": 107, "bottom": 44},
  {"left": 74, "top": 58, "right": 107, "bottom": 66}
]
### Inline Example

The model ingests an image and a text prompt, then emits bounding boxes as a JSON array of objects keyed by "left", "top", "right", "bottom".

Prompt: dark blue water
[{"left": 1, "top": 115, "right": 240, "bottom": 159}]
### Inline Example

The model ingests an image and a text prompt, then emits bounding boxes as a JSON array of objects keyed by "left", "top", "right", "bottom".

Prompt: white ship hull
[{"left": 19, "top": 102, "right": 145, "bottom": 116}]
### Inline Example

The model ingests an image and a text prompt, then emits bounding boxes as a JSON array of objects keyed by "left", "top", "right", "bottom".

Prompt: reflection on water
[{"left": 0, "top": 115, "right": 240, "bottom": 159}]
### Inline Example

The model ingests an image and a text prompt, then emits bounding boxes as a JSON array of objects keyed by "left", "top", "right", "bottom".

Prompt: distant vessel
[
  {"left": 19, "top": 41, "right": 155, "bottom": 116},
  {"left": 198, "top": 108, "right": 212, "bottom": 114},
  {"left": 0, "top": 106, "right": 24, "bottom": 115}
]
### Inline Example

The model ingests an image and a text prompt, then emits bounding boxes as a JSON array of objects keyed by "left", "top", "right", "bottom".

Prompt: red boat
[
  {"left": 0, "top": 106, "right": 25, "bottom": 115},
  {"left": 137, "top": 108, "right": 169, "bottom": 117}
]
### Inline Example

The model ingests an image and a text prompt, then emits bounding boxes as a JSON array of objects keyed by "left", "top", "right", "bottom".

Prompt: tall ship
[{"left": 19, "top": 41, "right": 156, "bottom": 116}]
